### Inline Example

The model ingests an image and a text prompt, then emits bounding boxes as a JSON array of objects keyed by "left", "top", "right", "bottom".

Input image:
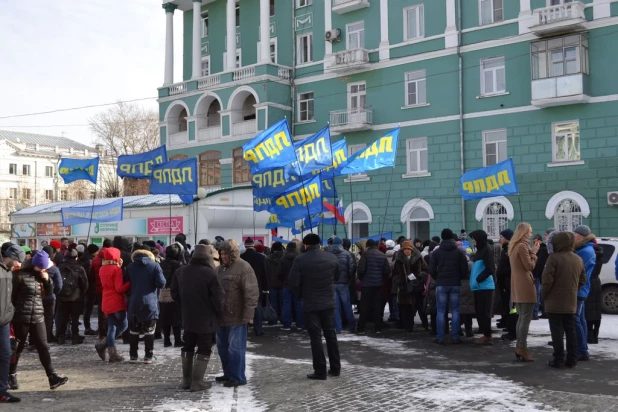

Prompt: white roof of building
[{"left": 0, "top": 130, "right": 94, "bottom": 152}]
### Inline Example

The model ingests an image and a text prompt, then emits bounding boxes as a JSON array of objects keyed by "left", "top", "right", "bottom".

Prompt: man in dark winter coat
[
  {"left": 172, "top": 245, "right": 225, "bottom": 392},
  {"left": 428, "top": 229, "right": 468, "bottom": 344},
  {"left": 497, "top": 229, "right": 515, "bottom": 339},
  {"left": 532, "top": 234, "right": 549, "bottom": 320},
  {"left": 240, "top": 238, "right": 269, "bottom": 336},
  {"left": 278, "top": 242, "right": 303, "bottom": 330},
  {"left": 267, "top": 242, "right": 285, "bottom": 323},
  {"left": 328, "top": 237, "right": 357, "bottom": 333},
  {"left": 40, "top": 246, "right": 62, "bottom": 344},
  {"left": 356, "top": 239, "right": 390, "bottom": 334},
  {"left": 57, "top": 249, "right": 89, "bottom": 345},
  {"left": 126, "top": 248, "right": 166, "bottom": 363},
  {"left": 289, "top": 234, "right": 341, "bottom": 380},
  {"left": 79, "top": 244, "right": 99, "bottom": 336},
  {"left": 1, "top": 244, "right": 23, "bottom": 403}
]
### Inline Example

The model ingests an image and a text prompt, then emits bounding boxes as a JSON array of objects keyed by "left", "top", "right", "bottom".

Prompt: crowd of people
[{"left": 0, "top": 222, "right": 612, "bottom": 403}]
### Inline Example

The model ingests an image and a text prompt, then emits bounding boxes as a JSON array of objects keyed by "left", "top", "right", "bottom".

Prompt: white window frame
[
  {"left": 483, "top": 202, "right": 509, "bottom": 240},
  {"left": 8, "top": 188, "right": 17, "bottom": 199},
  {"left": 22, "top": 164, "right": 30, "bottom": 176},
  {"left": 223, "top": 48, "right": 242, "bottom": 70},
  {"left": 346, "top": 21, "right": 365, "bottom": 50},
  {"left": 346, "top": 143, "right": 369, "bottom": 182},
  {"left": 259, "top": 38, "right": 277, "bottom": 64},
  {"left": 406, "top": 137, "right": 429, "bottom": 175},
  {"left": 403, "top": 5, "right": 425, "bottom": 41},
  {"left": 201, "top": 55, "right": 210, "bottom": 77},
  {"left": 235, "top": 1, "right": 240, "bottom": 28},
  {"left": 297, "top": 33, "right": 313, "bottom": 64},
  {"left": 479, "top": 0, "right": 504, "bottom": 26},
  {"left": 298, "top": 91, "right": 314, "bottom": 123},
  {"left": 270, "top": 0, "right": 275, "bottom": 16},
  {"left": 552, "top": 120, "right": 580, "bottom": 163},
  {"left": 480, "top": 57, "right": 506, "bottom": 96},
  {"left": 348, "top": 82, "right": 367, "bottom": 111},
  {"left": 9, "top": 163, "right": 17, "bottom": 175},
  {"left": 45, "top": 166, "right": 53, "bottom": 177},
  {"left": 22, "top": 188, "right": 31, "bottom": 200},
  {"left": 404, "top": 70, "right": 427, "bottom": 107},
  {"left": 482, "top": 129, "right": 508, "bottom": 166},
  {"left": 297, "top": 0, "right": 313, "bottom": 8},
  {"left": 60, "top": 190, "right": 68, "bottom": 201},
  {"left": 554, "top": 198, "right": 583, "bottom": 233},
  {"left": 201, "top": 11, "right": 208, "bottom": 37}
]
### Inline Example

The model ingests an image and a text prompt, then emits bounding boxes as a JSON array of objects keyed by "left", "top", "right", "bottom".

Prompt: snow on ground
[
  {"left": 519, "top": 314, "right": 618, "bottom": 360},
  {"left": 336, "top": 333, "right": 425, "bottom": 355}
]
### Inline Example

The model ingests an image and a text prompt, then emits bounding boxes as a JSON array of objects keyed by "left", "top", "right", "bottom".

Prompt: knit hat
[
  {"left": 256, "top": 244, "right": 265, "bottom": 253},
  {"left": 50, "top": 240, "right": 62, "bottom": 250},
  {"left": 332, "top": 237, "right": 343, "bottom": 245},
  {"left": 441, "top": 228, "right": 454, "bottom": 241},
  {"left": 402, "top": 241, "right": 413, "bottom": 251},
  {"left": 303, "top": 234, "right": 321, "bottom": 246},
  {"left": 193, "top": 244, "right": 209, "bottom": 259},
  {"left": 366, "top": 239, "right": 377, "bottom": 248},
  {"left": 3, "top": 244, "right": 26, "bottom": 262},
  {"left": 271, "top": 241, "right": 284, "bottom": 252},
  {"left": 76, "top": 244, "right": 86, "bottom": 254},
  {"left": 22, "top": 246, "right": 31, "bottom": 254},
  {"left": 286, "top": 242, "right": 297, "bottom": 252},
  {"left": 396, "top": 236, "right": 406, "bottom": 244},
  {"left": 431, "top": 236, "right": 441, "bottom": 243},
  {"left": 32, "top": 251, "right": 53, "bottom": 269},
  {"left": 500, "top": 229, "right": 514, "bottom": 241},
  {"left": 385, "top": 239, "right": 396, "bottom": 249},
  {"left": 574, "top": 225, "right": 591, "bottom": 237},
  {"left": 244, "top": 238, "right": 255, "bottom": 248},
  {"left": 69, "top": 242, "right": 78, "bottom": 250},
  {"left": 68, "top": 249, "right": 78, "bottom": 258},
  {"left": 342, "top": 238, "right": 351, "bottom": 250}
]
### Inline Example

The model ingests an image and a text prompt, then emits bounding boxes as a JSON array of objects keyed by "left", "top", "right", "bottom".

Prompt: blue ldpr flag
[
  {"left": 460, "top": 158, "right": 519, "bottom": 200},
  {"left": 253, "top": 189, "right": 272, "bottom": 212},
  {"left": 321, "top": 175, "right": 337, "bottom": 199},
  {"left": 265, "top": 214, "right": 297, "bottom": 229},
  {"left": 58, "top": 157, "right": 99, "bottom": 184},
  {"left": 117, "top": 146, "right": 168, "bottom": 179},
  {"left": 340, "top": 128, "right": 400, "bottom": 175},
  {"left": 318, "top": 138, "right": 348, "bottom": 178},
  {"left": 251, "top": 167, "right": 300, "bottom": 199},
  {"left": 286, "top": 126, "right": 333, "bottom": 178},
  {"left": 242, "top": 119, "right": 295, "bottom": 174},
  {"left": 149, "top": 158, "right": 198, "bottom": 196},
  {"left": 269, "top": 174, "right": 323, "bottom": 222},
  {"left": 61, "top": 199, "right": 123, "bottom": 226}
]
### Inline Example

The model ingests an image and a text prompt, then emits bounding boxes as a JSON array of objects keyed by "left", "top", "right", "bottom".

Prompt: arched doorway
[
  {"left": 195, "top": 94, "right": 222, "bottom": 142},
  {"left": 164, "top": 102, "right": 190, "bottom": 147},
  {"left": 228, "top": 87, "right": 258, "bottom": 136},
  {"left": 400, "top": 199, "right": 434, "bottom": 241}
]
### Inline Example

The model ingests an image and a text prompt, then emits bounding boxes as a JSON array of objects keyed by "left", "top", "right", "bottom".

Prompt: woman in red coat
[{"left": 97, "top": 248, "right": 130, "bottom": 362}]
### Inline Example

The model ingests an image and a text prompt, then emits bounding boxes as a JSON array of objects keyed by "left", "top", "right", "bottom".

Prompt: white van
[{"left": 597, "top": 238, "right": 618, "bottom": 314}]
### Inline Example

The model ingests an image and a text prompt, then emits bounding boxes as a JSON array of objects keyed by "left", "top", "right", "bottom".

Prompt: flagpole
[
  {"left": 169, "top": 194, "right": 172, "bottom": 246},
  {"left": 348, "top": 177, "right": 354, "bottom": 243},
  {"left": 288, "top": 119, "right": 314, "bottom": 235},
  {"left": 380, "top": 165, "right": 396, "bottom": 239},
  {"left": 85, "top": 183, "right": 97, "bottom": 245}
]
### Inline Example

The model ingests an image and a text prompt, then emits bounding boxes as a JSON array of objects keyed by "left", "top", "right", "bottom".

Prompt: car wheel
[{"left": 601, "top": 286, "right": 618, "bottom": 314}]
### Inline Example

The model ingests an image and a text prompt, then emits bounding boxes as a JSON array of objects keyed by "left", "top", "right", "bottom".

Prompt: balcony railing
[
  {"left": 278, "top": 66, "right": 291, "bottom": 80},
  {"left": 325, "top": 48, "right": 371, "bottom": 73},
  {"left": 168, "top": 131, "right": 188, "bottom": 146},
  {"left": 332, "top": 0, "right": 370, "bottom": 14},
  {"left": 233, "top": 67, "right": 255, "bottom": 81},
  {"left": 531, "top": 73, "right": 590, "bottom": 108},
  {"left": 168, "top": 82, "right": 188, "bottom": 96},
  {"left": 198, "top": 74, "right": 221, "bottom": 90},
  {"left": 232, "top": 120, "right": 257, "bottom": 136},
  {"left": 197, "top": 126, "right": 222, "bottom": 142},
  {"left": 330, "top": 108, "right": 373, "bottom": 132},
  {"left": 529, "top": 2, "right": 586, "bottom": 36}
]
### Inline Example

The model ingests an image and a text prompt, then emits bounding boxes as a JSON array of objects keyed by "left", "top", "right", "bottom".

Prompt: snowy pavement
[{"left": 8, "top": 315, "right": 618, "bottom": 412}]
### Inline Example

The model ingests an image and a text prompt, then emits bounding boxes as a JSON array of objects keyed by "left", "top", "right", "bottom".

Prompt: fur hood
[
  {"left": 574, "top": 233, "right": 596, "bottom": 251},
  {"left": 220, "top": 239, "right": 240, "bottom": 265},
  {"left": 131, "top": 249, "right": 155, "bottom": 264}
]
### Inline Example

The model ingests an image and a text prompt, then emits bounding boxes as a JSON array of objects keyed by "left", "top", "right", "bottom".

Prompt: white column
[
  {"left": 444, "top": 0, "right": 458, "bottom": 48},
  {"left": 226, "top": 0, "right": 236, "bottom": 71},
  {"left": 379, "top": 0, "right": 389, "bottom": 61},
  {"left": 259, "top": 0, "right": 270, "bottom": 63},
  {"left": 518, "top": 0, "right": 532, "bottom": 34},
  {"left": 325, "top": 0, "right": 332, "bottom": 55},
  {"left": 163, "top": 3, "right": 177, "bottom": 86},
  {"left": 593, "top": 0, "right": 611, "bottom": 20},
  {"left": 192, "top": 0, "right": 202, "bottom": 79}
]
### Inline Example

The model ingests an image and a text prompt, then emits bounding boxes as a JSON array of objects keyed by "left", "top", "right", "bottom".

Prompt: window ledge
[
  {"left": 401, "top": 103, "right": 430, "bottom": 110},
  {"left": 294, "top": 120, "right": 317, "bottom": 126},
  {"left": 344, "top": 175, "right": 370, "bottom": 183},
  {"left": 296, "top": 61, "right": 323, "bottom": 69},
  {"left": 402, "top": 172, "right": 431, "bottom": 179},
  {"left": 547, "top": 160, "right": 585, "bottom": 168},
  {"left": 477, "top": 91, "right": 510, "bottom": 99},
  {"left": 402, "top": 36, "right": 426, "bottom": 45}
]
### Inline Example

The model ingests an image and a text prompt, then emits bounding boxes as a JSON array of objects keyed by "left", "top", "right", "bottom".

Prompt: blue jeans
[
  {"left": 0, "top": 324, "right": 10, "bottom": 395},
  {"left": 534, "top": 278, "right": 541, "bottom": 317},
  {"left": 107, "top": 311, "right": 128, "bottom": 347},
  {"left": 575, "top": 299, "right": 589, "bottom": 356},
  {"left": 269, "top": 288, "right": 283, "bottom": 323},
  {"left": 282, "top": 287, "right": 303, "bottom": 329},
  {"left": 334, "top": 284, "right": 356, "bottom": 333},
  {"left": 216, "top": 325, "right": 248, "bottom": 384},
  {"left": 436, "top": 286, "right": 461, "bottom": 342}
]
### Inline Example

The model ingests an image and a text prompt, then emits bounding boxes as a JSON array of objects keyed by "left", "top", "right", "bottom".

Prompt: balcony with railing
[
  {"left": 332, "top": 0, "right": 370, "bottom": 14},
  {"left": 325, "top": 48, "right": 371, "bottom": 73},
  {"left": 529, "top": 2, "right": 586, "bottom": 36},
  {"left": 197, "top": 126, "right": 222, "bottom": 143},
  {"left": 168, "top": 131, "right": 188, "bottom": 146},
  {"left": 232, "top": 120, "right": 257, "bottom": 136},
  {"left": 330, "top": 108, "right": 373, "bottom": 133}
]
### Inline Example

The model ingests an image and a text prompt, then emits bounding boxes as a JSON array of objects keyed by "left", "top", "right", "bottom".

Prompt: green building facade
[{"left": 158, "top": 0, "right": 618, "bottom": 240}]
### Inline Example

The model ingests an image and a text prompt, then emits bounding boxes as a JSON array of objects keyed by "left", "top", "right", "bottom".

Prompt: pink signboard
[{"left": 147, "top": 217, "right": 184, "bottom": 235}]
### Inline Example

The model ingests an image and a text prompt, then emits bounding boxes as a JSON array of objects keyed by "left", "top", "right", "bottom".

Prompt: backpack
[{"left": 58, "top": 263, "right": 81, "bottom": 298}]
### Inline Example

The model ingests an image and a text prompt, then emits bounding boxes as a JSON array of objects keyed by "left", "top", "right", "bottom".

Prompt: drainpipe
[
  {"left": 457, "top": 0, "right": 465, "bottom": 229},
  {"left": 290, "top": 6, "right": 297, "bottom": 137}
]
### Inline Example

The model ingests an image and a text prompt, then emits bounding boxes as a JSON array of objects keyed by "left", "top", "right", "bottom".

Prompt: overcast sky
[{"left": 0, "top": 0, "right": 184, "bottom": 146}]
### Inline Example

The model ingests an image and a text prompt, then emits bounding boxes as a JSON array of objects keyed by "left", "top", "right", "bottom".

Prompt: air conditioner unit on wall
[
  {"left": 325, "top": 29, "right": 341, "bottom": 42},
  {"left": 608, "top": 191, "right": 618, "bottom": 206}
]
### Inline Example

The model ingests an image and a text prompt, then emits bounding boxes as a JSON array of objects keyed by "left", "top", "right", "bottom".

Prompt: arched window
[
  {"left": 345, "top": 202, "right": 372, "bottom": 239},
  {"left": 400, "top": 199, "right": 434, "bottom": 240},
  {"left": 199, "top": 151, "right": 221, "bottom": 187},
  {"left": 178, "top": 108, "right": 188, "bottom": 132},
  {"left": 233, "top": 147, "right": 250, "bottom": 184},
  {"left": 483, "top": 202, "right": 509, "bottom": 240},
  {"left": 555, "top": 199, "right": 583, "bottom": 232},
  {"left": 242, "top": 94, "right": 257, "bottom": 121}
]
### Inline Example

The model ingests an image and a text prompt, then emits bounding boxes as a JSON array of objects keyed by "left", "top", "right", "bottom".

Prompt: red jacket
[
  {"left": 91, "top": 248, "right": 107, "bottom": 294},
  {"left": 100, "top": 248, "right": 130, "bottom": 316}
]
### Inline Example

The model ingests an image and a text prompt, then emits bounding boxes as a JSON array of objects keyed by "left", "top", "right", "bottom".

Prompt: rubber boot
[
  {"left": 95, "top": 338, "right": 108, "bottom": 361},
  {"left": 181, "top": 351, "right": 194, "bottom": 390},
  {"left": 190, "top": 354, "right": 212, "bottom": 392},
  {"left": 108, "top": 346, "right": 125, "bottom": 363}
]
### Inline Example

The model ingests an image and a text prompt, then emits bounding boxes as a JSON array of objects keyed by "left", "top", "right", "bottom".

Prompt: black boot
[
  {"left": 173, "top": 326, "right": 184, "bottom": 348},
  {"left": 190, "top": 355, "right": 211, "bottom": 392},
  {"left": 95, "top": 338, "right": 108, "bottom": 361},
  {"left": 547, "top": 359, "right": 564, "bottom": 368},
  {"left": 8, "top": 374, "right": 18, "bottom": 390},
  {"left": 48, "top": 373, "right": 69, "bottom": 390},
  {"left": 181, "top": 351, "right": 194, "bottom": 390}
]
